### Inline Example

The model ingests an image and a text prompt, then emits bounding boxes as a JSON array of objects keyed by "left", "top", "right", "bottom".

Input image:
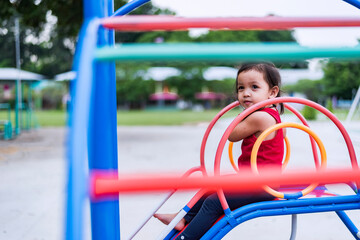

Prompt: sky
[{"left": 150, "top": 0, "right": 360, "bottom": 47}]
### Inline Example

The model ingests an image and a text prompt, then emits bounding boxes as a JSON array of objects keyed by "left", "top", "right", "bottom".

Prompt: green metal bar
[
  {"left": 8, "top": 105, "right": 10, "bottom": 124},
  {"left": 15, "top": 83, "right": 20, "bottom": 135},
  {"left": 0, "top": 103, "right": 12, "bottom": 140},
  {"left": 21, "top": 85, "right": 26, "bottom": 130},
  {"left": 28, "top": 83, "right": 31, "bottom": 129},
  {"left": 0, "top": 104, "right": 11, "bottom": 130},
  {"left": 94, "top": 42, "right": 360, "bottom": 62},
  {"left": 14, "top": 17, "right": 21, "bottom": 136}
]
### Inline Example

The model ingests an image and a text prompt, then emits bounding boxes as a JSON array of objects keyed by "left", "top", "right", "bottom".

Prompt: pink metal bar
[
  {"left": 93, "top": 168, "right": 360, "bottom": 195},
  {"left": 102, "top": 15, "right": 360, "bottom": 31},
  {"left": 199, "top": 101, "right": 239, "bottom": 176}
]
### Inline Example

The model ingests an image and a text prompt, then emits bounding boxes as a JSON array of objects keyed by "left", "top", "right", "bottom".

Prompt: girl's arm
[{"left": 228, "top": 111, "right": 276, "bottom": 142}]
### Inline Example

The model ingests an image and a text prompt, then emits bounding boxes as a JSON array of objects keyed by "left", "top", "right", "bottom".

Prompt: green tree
[
  {"left": 0, "top": 18, "right": 17, "bottom": 68},
  {"left": 41, "top": 82, "right": 66, "bottom": 109},
  {"left": 322, "top": 61, "right": 360, "bottom": 99},
  {"left": 196, "top": 30, "right": 295, "bottom": 43},
  {"left": 1, "top": 1, "right": 306, "bottom": 108},
  {"left": 283, "top": 79, "right": 324, "bottom": 102},
  {"left": 164, "top": 67, "right": 206, "bottom": 102},
  {"left": 196, "top": 30, "right": 259, "bottom": 42},
  {"left": 0, "top": 0, "right": 166, "bottom": 77},
  {"left": 302, "top": 105, "right": 317, "bottom": 120},
  {"left": 116, "top": 77, "right": 155, "bottom": 109},
  {"left": 133, "top": 28, "right": 301, "bottom": 104},
  {"left": 206, "top": 78, "right": 235, "bottom": 97},
  {"left": 135, "top": 31, "right": 192, "bottom": 43},
  {"left": 0, "top": 16, "right": 78, "bottom": 77}
]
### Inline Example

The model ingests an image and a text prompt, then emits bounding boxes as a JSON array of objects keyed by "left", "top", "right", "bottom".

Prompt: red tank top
[{"left": 238, "top": 108, "right": 284, "bottom": 170}]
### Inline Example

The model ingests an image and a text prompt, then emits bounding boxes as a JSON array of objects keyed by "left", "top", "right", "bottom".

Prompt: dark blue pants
[{"left": 174, "top": 191, "right": 275, "bottom": 240}]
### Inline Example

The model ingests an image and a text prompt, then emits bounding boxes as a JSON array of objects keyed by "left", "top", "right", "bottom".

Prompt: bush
[
  {"left": 41, "top": 82, "right": 66, "bottom": 109},
  {"left": 326, "top": 98, "right": 334, "bottom": 113},
  {"left": 302, "top": 106, "right": 317, "bottom": 120}
]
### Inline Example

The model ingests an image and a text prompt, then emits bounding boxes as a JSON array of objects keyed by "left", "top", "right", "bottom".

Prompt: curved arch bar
[
  {"left": 214, "top": 97, "right": 358, "bottom": 210},
  {"left": 284, "top": 103, "right": 320, "bottom": 168},
  {"left": 251, "top": 122, "right": 327, "bottom": 199},
  {"left": 111, "top": 0, "right": 150, "bottom": 17},
  {"left": 228, "top": 136, "right": 291, "bottom": 173},
  {"left": 199, "top": 101, "right": 239, "bottom": 175},
  {"left": 215, "top": 97, "right": 357, "bottom": 176},
  {"left": 228, "top": 142, "right": 239, "bottom": 172},
  {"left": 282, "top": 136, "right": 291, "bottom": 170}
]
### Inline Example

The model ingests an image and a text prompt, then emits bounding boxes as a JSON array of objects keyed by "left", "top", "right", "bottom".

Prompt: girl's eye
[
  {"left": 252, "top": 85, "right": 259, "bottom": 89},
  {"left": 238, "top": 86, "right": 244, "bottom": 90}
]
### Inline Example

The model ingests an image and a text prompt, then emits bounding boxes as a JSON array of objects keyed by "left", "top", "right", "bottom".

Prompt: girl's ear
[{"left": 269, "top": 86, "right": 279, "bottom": 98}]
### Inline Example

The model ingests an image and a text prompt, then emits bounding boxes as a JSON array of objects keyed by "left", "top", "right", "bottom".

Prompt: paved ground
[
  {"left": 1, "top": 118, "right": 360, "bottom": 240},
  {"left": 0, "top": 128, "right": 66, "bottom": 240}
]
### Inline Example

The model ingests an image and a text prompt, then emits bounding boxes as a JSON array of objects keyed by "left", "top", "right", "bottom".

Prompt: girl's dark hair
[{"left": 236, "top": 62, "right": 284, "bottom": 114}]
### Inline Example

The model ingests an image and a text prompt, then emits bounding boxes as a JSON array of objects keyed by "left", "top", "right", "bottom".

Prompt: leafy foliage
[
  {"left": 302, "top": 105, "right": 317, "bottom": 120},
  {"left": 163, "top": 67, "right": 205, "bottom": 102},
  {"left": 322, "top": 61, "right": 360, "bottom": 99},
  {"left": 1, "top": 1, "right": 312, "bottom": 109},
  {"left": 116, "top": 78, "right": 155, "bottom": 109},
  {"left": 282, "top": 61, "right": 360, "bottom": 104},
  {"left": 283, "top": 79, "right": 324, "bottom": 102},
  {"left": 41, "top": 82, "right": 66, "bottom": 109},
  {"left": 206, "top": 78, "right": 235, "bottom": 97},
  {"left": 0, "top": 0, "right": 165, "bottom": 77}
]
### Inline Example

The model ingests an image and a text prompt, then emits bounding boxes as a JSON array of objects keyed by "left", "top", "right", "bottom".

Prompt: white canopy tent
[
  {"left": 55, "top": 71, "right": 76, "bottom": 81},
  {"left": 0, "top": 68, "right": 45, "bottom": 136},
  {"left": 0, "top": 68, "right": 46, "bottom": 81}
]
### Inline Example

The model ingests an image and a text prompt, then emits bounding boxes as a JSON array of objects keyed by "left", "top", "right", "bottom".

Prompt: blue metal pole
[
  {"left": 112, "top": 0, "right": 151, "bottom": 17},
  {"left": 342, "top": 0, "right": 360, "bottom": 9},
  {"left": 69, "top": 0, "right": 151, "bottom": 239},
  {"left": 336, "top": 211, "right": 360, "bottom": 239},
  {"left": 65, "top": 17, "right": 100, "bottom": 240},
  {"left": 84, "top": 0, "right": 120, "bottom": 240}
]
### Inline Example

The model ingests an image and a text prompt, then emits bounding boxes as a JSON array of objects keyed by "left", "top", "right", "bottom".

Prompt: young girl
[{"left": 155, "top": 62, "right": 285, "bottom": 240}]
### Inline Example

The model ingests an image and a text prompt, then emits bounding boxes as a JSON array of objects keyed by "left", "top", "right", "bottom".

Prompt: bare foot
[{"left": 154, "top": 213, "right": 186, "bottom": 231}]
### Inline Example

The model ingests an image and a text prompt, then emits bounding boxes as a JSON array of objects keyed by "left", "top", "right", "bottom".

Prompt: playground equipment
[
  {"left": 0, "top": 103, "right": 12, "bottom": 140},
  {"left": 0, "top": 68, "right": 42, "bottom": 139},
  {"left": 0, "top": 101, "right": 39, "bottom": 140},
  {"left": 67, "top": 0, "right": 360, "bottom": 239}
]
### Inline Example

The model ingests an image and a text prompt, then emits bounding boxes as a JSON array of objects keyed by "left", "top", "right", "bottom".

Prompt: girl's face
[{"left": 237, "top": 70, "right": 279, "bottom": 109}]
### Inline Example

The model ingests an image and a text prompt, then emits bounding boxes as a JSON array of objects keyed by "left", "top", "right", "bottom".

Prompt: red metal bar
[
  {"left": 102, "top": 16, "right": 360, "bottom": 31},
  {"left": 92, "top": 168, "right": 360, "bottom": 197},
  {"left": 199, "top": 101, "right": 239, "bottom": 176},
  {"left": 90, "top": 167, "right": 204, "bottom": 200},
  {"left": 213, "top": 97, "right": 358, "bottom": 209},
  {"left": 187, "top": 189, "right": 209, "bottom": 209}
]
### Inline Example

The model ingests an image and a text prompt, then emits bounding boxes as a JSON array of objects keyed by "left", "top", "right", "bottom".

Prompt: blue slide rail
[{"left": 66, "top": 0, "right": 360, "bottom": 239}]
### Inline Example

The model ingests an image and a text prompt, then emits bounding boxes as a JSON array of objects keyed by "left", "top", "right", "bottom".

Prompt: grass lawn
[
  {"left": 0, "top": 107, "right": 358, "bottom": 127},
  {"left": 35, "top": 110, "right": 68, "bottom": 127},
  {"left": 0, "top": 108, "right": 240, "bottom": 127},
  {"left": 116, "top": 108, "right": 240, "bottom": 125},
  {"left": 0, "top": 110, "right": 67, "bottom": 127}
]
